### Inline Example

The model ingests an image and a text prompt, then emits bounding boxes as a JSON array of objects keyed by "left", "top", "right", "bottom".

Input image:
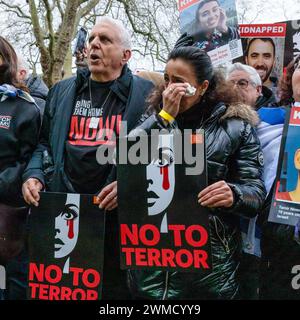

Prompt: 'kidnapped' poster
[
  {"left": 269, "top": 105, "right": 300, "bottom": 226},
  {"left": 28, "top": 192, "right": 105, "bottom": 300},
  {"left": 179, "top": 0, "right": 242, "bottom": 66},
  {"left": 117, "top": 131, "right": 212, "bottom": 273}
]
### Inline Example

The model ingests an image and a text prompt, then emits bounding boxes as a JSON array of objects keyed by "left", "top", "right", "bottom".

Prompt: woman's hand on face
[
  {"left": 198, "top": 180, "right": 234, "bottom": 208},
  {"left": 217, "top": 8, "right": 228, "bottom": 33},
  {"left": 162, "top": 83, "right": 189, "bottom": 118}
]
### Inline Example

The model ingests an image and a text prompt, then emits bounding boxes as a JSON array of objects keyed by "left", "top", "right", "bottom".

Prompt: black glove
[{"left": 173, "top": 32, "right": 194, "bottom": 49}]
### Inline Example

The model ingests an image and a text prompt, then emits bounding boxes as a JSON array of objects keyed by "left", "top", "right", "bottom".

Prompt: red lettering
[
  {"left": 29, "top": 263, "right": 44, "bottom": 282},
  {"left": 29, "top": 282, "right": 39, "bottom": 299},
  {"left": 168, "top": 225, "right": 185, "bottom": 246},
  {"left": 82, "top": 269, "right": 101, "bottom": 288},
  {"left": 86, "top": 290, "right": 98, "bottom": 300},
  {"left": 185, "top": 225, "right": 208, "bottom": 247},
  {"left": 120, "top": 224, "right": 139, "bottom": 245},
  {"left": 161, "top": 249, "right": 176, "bottom": 267},
  {"left": 135, "top": 248, "right": 148, "bottom": 266},
  {"left": 105, "top": 115, "right": 116, "bottom": 140},
  {"left": 147, "top": 248, "right": 161, "bottom": 267},
  {"left": 176, "top": 249, "right": 193, "bottom": 268},
  {"left": 38, "top": 283, "right": 49, "bottom": 300},
  {"left": 44, "top": 265, "right": 62, "bottom": 284},
  {"left": 139, "top": 224, "right": 160, "bottom": 246},
  {"left": 72, "top": 288, "right": 86, "bottom": 300},
  {"left": 194, "top": 250, "right": 209, "bottom": 268},
  {"left": 122, "top": 247, "right": 135, "bottom": 265},
  {"left": 84, "top": 118, "right": 97, "bottom": 140},
  {"left": 116, "top": 115, "right": 122, "bottom": 135},
  {"left": 48, "top": 284, "right": 60, "bottom": 300},
  {"left": 69, "top": 116, "right": 85, "bottom": 140},
  {"left": 69, "top": 267, "right": 84, "bottom": 286},
  {"left": 60, "top": 286, "right": 72, "bottom": 300}
]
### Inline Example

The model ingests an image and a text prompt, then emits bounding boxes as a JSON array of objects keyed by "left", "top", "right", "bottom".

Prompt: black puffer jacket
[{"left": 128, "top": 101, "right": 266, "bottom": 300}]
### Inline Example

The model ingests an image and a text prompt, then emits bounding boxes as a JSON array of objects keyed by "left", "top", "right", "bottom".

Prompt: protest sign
[
  {"left": 28, "top": 192, "right": 105, "bottom": 300},
  {"left": 118, "top": 131, "right": 212, "bottom": 272},
  {"left": 269, "top": 105, "right": 300, "bottom": 226},
  {"left": 179, "top": 0, "right": 242, "bottom": 66}
]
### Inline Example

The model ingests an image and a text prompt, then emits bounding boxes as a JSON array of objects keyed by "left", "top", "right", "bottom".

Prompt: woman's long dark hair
[
  {"left": 146, "top": 46, "right": 240, "bottom": 114},
  {"left": 278, "top": 54, "right": 300, "bottom": 106},
  {"left": 0, "top": 36, "right": 28, "bottom": 91}
]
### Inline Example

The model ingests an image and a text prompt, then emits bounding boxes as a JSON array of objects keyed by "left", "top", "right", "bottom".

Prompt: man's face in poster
[
  {"left": 245, "top": 38, "right": 275, "bottom": 84},
  {"left": 146, "top": 135, "right": 175, "bottom": 216},
  {"left": 55, "top": 194, "right": 80, "bottom": 259},
  {"left": 293, "top": 31, "right": 300, "bottom": 59}
]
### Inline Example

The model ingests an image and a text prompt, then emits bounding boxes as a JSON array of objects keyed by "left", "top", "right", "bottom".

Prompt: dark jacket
[
  {"left": 128, "top": 102, "right": 266, "bottom": 300},
  {"left": 25, "top": 75, "right": 48, "bottom": 117},
  {"left": 0, "top": 86, "right": 41, "bottom": 206},
  {"left": 255, "top": 85, "right": 277, "bottom": 110},
  {"left": 23, "top": 66, "right": 153, "bottom": 192}
]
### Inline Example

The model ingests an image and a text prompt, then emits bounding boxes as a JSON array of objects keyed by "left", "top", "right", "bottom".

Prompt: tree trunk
[{"left": 63, "top": 46, "right": 73, "bottom": 79}]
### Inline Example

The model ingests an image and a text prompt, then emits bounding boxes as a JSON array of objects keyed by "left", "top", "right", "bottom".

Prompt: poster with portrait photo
[
  {"left": 117, "top": 131, "right": 212, "bottom": 273},
  {"left": 235, "top": 23, "right": 287, "bottom": 99},
  {"left": 28, "top": 192, "right": 105, "bottom": 300},
  {"left": 179, "top": 0, "right": 242, "bottom": 66},
  {"left": 282, "top": 20, "right": 300, "bottom": 67},
  {"left": 269, "top": 105, "right": 300, "bottom": 226}
]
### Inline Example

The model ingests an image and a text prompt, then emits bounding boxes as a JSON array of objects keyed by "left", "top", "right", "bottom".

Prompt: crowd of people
[{"left": 0, "top": 14, "right": 300, "bottom": 300}]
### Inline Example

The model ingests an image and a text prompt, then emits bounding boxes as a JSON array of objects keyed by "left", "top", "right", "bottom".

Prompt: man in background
[
  {"left": 18, "top": 56, "right": 48, "bottom": 117},
  {"left": 245, "top": 38, "right": 277, "bottom": 105}
]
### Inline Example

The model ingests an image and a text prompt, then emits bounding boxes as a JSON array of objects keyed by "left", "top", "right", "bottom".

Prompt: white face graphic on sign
[
  {"left": 54, "top": 193, "right": 80, "bottom": 259},
  {"left": 146, "top": 134, "right": 175, "bottom": 216},
  {"left": 293, "top": 31, "right": 300, "bottom": 59}
]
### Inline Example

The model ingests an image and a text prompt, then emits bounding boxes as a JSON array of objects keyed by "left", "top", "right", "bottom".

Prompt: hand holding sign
[
  {"left": 198, "top": 180, "right": 234, "bottom": 208},
  {"left": 22, "top": 178, "right": 43, "bottom": 207},
  {"left": 97, "top": 181, "right": 118, "bottom": 211}
]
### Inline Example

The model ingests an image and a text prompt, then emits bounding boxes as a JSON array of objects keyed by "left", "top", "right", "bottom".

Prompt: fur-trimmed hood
[{"left": 220, "top": 103, "right": 260, "bottom": 127}]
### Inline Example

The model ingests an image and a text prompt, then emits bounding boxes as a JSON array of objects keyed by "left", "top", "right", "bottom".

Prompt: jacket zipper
[{"left": 162, "top": 271, "right": 169, "bottom": 300}]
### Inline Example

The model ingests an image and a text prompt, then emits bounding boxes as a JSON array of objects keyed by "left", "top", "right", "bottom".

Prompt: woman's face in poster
[
  {"left": 292, "top": 59, "right": 300, "bottom": 102},
  {"left": 293, "top": 32, "right": 300, "bottom": 59},
  {"left": 197, "top": 1, "right": 221, "bottom": 32},
  {"left": 54, "top": 194, "right": 80, "bottom": 259},
  {"left": 146, "top": 136, "right": 175, "bottom": 216}
]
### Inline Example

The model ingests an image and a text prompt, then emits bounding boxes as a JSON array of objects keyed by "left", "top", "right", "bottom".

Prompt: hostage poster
[
  {"left": 117, "top": 131, "right": 212, "bottom": 273},
  {"left": 179, "top": 0, "right": 243, "bottom": 66},
  {"left": 282, "top": 19, "right": 300, "bottom": 67},
  {"left": 28, "top": 192, "right": 105, "bottom": 300},
  {"left": 269, "top": 105, "right": 300, "bottom": 226},
  {"left": 236, "top": 23, "right": 287, "bottom": 99}
]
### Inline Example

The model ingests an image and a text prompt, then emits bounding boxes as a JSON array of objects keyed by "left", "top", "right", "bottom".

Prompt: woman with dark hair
[
  {"left": 260, "top": 54, "right": 300, "bottom": 300},
  {"left": 278, "top": 54, "right": 300, "bottom": 107},
  {"left": 0, "top": 36, "right": 41, "bottom": 299},
  {"left": 192, "top": 0, "right": 239, "bottom": 52},
  {"left": 127, "top": 46, "right": 266, "bottom": 299}
]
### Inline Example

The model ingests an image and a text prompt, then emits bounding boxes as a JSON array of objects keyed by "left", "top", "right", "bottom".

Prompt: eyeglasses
[{"left": 229, "top": 79, "right": 256, "bottom": 89}]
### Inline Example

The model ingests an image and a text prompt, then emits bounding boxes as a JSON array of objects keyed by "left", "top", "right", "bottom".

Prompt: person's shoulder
[
  {"left": 133, "top": 74, "right": 154, "bottom": 87},
  {"left": 14, "top": 91, "right": 41, "bottom": 119},
  {"left": 220, "top": 103, "right": 259, "bottom": 127},
  {"left": 219, "top": 103, "right": 260, "bottom": 144}
]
